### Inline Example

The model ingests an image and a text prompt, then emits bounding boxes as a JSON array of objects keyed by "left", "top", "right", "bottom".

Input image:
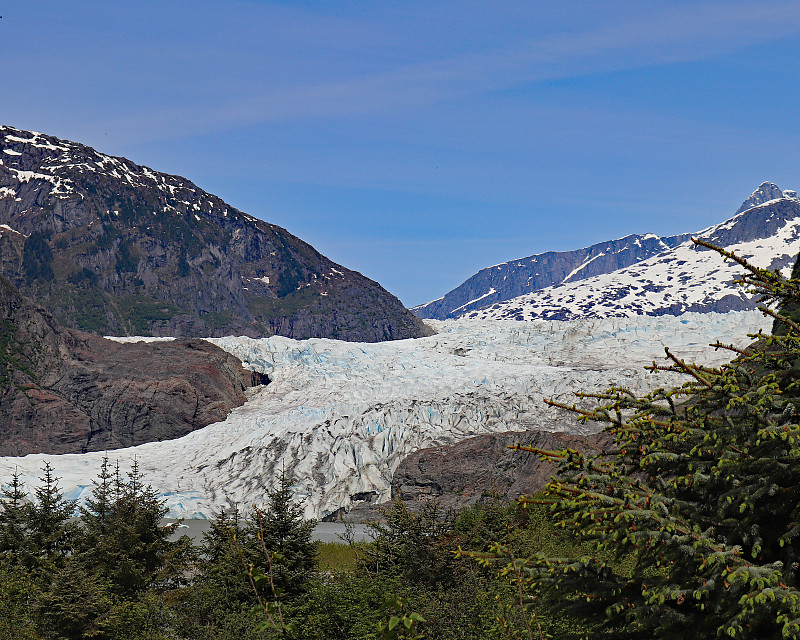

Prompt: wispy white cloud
[{"left": 102, "top": 1, "right": 800, "bottom": 141}]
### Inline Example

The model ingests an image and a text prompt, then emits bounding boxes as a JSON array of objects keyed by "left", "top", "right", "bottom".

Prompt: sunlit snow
[{"left": 0, "top": 312, "right": 770, "bottom": 519}]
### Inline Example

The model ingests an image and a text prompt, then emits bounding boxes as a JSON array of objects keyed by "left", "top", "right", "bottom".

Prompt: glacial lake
[{"left": 162, "top": 519, "right": 372, "bottom": 544}]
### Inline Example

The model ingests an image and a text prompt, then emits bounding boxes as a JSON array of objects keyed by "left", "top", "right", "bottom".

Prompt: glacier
[{"left": 0, "top": 311, "right": 772, "bottom": 520}]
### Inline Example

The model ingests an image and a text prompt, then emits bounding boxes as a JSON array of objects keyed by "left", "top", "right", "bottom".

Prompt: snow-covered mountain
[
  {"left": 0, "top": 125, "right": 428, "bottom": 341},
  {"left": 0, "top": 311, "right": 770, "bottom": 519},
  {"left": 414, "top": 182, "right": 800, "bottom": 321}
]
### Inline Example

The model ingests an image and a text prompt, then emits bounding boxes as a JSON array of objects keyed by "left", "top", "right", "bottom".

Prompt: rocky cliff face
[
  {"left": 390, "top": 430, "right": 611, "bottom": 511},
  {"left": 0, "top": 125, "right": 430, "bottom": 341},
  {"left": 415, "top": 182, "right": 800, "bottom": 320},
  {"left": 0, "top": 275, "right": 265, "bottom": 455}
]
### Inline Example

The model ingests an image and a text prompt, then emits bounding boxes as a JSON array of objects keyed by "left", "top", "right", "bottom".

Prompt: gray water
[{"left": 163, "top": 519, "right": 372, "bottom": 544}]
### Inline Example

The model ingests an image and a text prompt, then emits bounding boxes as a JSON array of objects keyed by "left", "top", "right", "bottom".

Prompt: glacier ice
[{"left": 0, "top": 311, "right": 772, "bottom": 519}]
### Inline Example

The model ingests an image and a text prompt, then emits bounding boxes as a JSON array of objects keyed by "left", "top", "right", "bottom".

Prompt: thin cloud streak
[{"left": 101, "top": 1, "right": 800, "bottom": 143}]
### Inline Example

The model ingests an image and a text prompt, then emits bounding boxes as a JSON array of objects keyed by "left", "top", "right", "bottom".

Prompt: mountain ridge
[
  {"left": 0, "top": 125, "right": 430, "bottom": 341},
  {"left": 414, "top": 181, "right": 800, "bottom": 320}
]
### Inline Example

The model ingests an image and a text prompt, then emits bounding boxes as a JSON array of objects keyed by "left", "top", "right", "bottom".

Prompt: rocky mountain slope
[
  {"left": 0, "top": 125, "right": 429, "bottom": 341},
  {"left": 0, "top": 311, "right": 770, "bottom": 519},
  {"left": 414, "top": 182, "right": 800, "bottom": 320},
  {"left": 0, "top": 274, "right": 264, "bottom": 456}
]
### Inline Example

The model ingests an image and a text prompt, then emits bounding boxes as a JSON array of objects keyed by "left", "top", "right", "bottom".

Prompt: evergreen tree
[
  {"left": 248, "top": 472, "right": 318, "bottom": 602},
  {"left": 0, "top": 560, "right": 40, "bottom": 640},
  {"left": 174, "top": 509, "right": 261, "bottom": 640},
  {"left": 34, "top": 558, "right": 112, "bottom": 640},
  {"left": 364, "top": 499, "right": 456, "bottom": 590},
  {"left": 0, "top": 469, "right": 30, "bottom": 563},
  {"left": 480, "top": 242, "right": 800, "bottom": 639},
  {"left": 26, "top": 462, "right": 76, "bottom": 569},
  {"left": 77, "top": 458, "right": 193, "bottom": 599}
]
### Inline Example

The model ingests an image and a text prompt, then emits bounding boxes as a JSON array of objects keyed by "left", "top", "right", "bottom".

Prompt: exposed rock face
[
  {"left": 413, "top": 233, "right": 689, "bottom": 320},
  {"left": 414, "top": 181, "right": 800, "bottom": 320},
  {"left": 0, "top": 275, "right": 265, "bottom": 455},
  {"left": 735, "top": 181, "right": 790, "bottom": 214},
  {"left": 0, "top": 125, "right": 430, "bottom": 342},
  {"left": 389, "top": 430, "right": 611, "bottom": 512}
]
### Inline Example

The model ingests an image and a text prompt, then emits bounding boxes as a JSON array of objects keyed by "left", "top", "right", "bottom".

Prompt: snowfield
[
  {"left": 0, "top": 312, "right": 772, "bottom": 519},
  {"left": 465, "top": 200, "right": 800, "bottom": 321}
]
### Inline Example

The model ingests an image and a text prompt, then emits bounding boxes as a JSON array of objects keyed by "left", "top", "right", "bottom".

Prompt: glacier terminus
[{"left": 0, "top": 311, "right": 771, "bottom": 520}]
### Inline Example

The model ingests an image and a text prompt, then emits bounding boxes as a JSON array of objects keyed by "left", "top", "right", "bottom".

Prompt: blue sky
[{"left": 2, "top": 1, "right": 800, "bottom": 306}]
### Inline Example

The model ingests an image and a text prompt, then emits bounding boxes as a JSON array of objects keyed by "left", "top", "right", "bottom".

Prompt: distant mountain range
[
  {"left": 413, "top": 182, "right": 800, "bottom": 321},
  {"left": 0, "top": 126, "right": 430, "bottom": 341}
]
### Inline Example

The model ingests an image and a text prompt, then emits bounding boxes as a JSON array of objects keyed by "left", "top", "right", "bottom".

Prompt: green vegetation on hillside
[
  {"left": 0, "top": 458, "right": 596, "bottom": 639},
  {"left": 22, "top": 232, "right": 54, "bottom": 283}
]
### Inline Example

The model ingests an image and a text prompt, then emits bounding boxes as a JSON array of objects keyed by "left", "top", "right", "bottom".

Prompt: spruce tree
[
  {"left": 249, "top": 472, "right": 318, "bottom": 601},
  {"left": 0, "top": 469, "right": 29, "bottom": 563},
  {"left": 26, "top": 461, "right": 76, "bottom": 569},
  {"left": 479, "top": 242, "right": 800, "bottom": 639},
  {"left": 77, "top": 458, "right": 192, "bottom": 598},
  {"left": 174, "top": 509, "right": 260, "bottom": 640}
]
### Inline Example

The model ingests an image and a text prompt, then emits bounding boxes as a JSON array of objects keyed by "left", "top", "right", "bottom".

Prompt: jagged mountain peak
[
  {"left": 0, "top": 125, "right": 430, "bottom": 341},
  {"left": 415, "top": 182, "right": 800, "bottom": 321},
  {"left": 735, "top": 181, "right": 798, "bottom": 215},
  {"left": 466, "top": 192, "right": 800, "bottom": 321},
  {"left": 413, "top": 231, "right": 690, "bottom": 320}
]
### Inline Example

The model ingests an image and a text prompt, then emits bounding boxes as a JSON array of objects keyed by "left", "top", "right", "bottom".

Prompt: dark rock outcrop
[
  {"left": 338, "top": 430, "right": 610, "bottom": 521},
  {"left": 390, "top": 430, "right": 610, "bottom": 511},
  {"left": 0, "top": 125, "right": 430, "bottom": 342},
  {"left": 0, "top": 275, "right": 265, "bottom": 455}
]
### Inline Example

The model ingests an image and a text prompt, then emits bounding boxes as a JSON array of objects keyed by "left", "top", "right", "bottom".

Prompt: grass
[{"left": 317, "top": 542, "right": 365, "bottom": 572}]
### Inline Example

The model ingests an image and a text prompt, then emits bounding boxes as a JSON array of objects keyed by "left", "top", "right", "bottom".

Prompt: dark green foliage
[
  {"left": 95, "top": 224, "right": 118, "bottom": 249},
  {"left": 201, "top": 310, "right": 234, "bottom": 330},
  {"left": 78, "top": 458, "right": 193, "bottom": 598},
  {"left": 173, "top": 509, "right": 259, "bottom": 639},
  {"left": 26, "top": 462, "right": 77, "bottom": 569},
  {"left": 0, "top": 471, "right": 29, "bottom": 564},
  {"left": 479, "top": 242, "right": 800, "bottom": 639},
  {"left": 296, "top": 571, "right": 400, "bottom": 639},
  {"left": 0, "top": 560, "right": 41, "bottom": 639},
  {"left": 115, "top": 294, "right": 181, "bottom": 334},
  {"left": 67, "top": 266, "right": 98, "bottom": 286},
  {"left": 271, "top": 234, "right": 307, "bottom": 298},
  {"left": 248, "top": 472, "right": 318, "bottom": 602},
  {"left": 54, "top": 284, "right": 112, "bottom": 334},
  {"left": 33, "top": 558, "right": 112, "bottom": 640},
  {"left": 0, "top": 313, "right": 37, "bottom": 388},
  {"left": 22, "top": 231, "right": 54, "bottom": 283},
  {"left": 177, "top": 248, "right": 191, "bottom": 277},
  {"left": 0, "top": 459, "right": 595, "bottom": 639},
  {"left": 772, "top": 253, "right": 800, "bottom": 336},
  {"left": 364, "top": 499, "right": 456, "bottom": 590}
]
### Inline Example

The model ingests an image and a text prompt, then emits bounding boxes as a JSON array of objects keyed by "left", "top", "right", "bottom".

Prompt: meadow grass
[{"left": 317, "top": 541, "right": 364, "bottom": 571}]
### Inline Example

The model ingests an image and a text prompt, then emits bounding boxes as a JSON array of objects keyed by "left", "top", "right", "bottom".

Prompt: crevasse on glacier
[{"left": 0, "top": 312, "right": 771, "bottom": 519}]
